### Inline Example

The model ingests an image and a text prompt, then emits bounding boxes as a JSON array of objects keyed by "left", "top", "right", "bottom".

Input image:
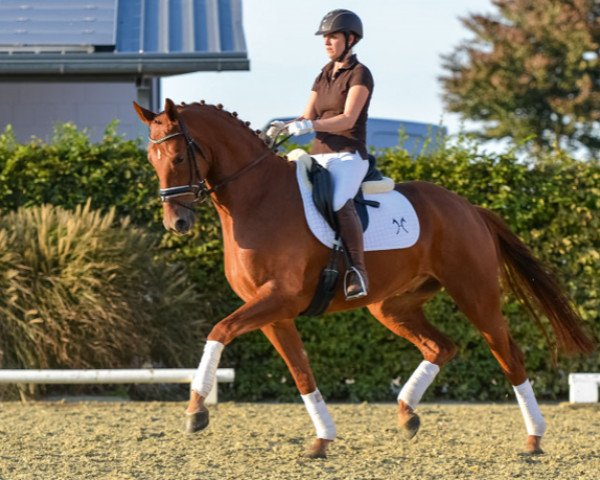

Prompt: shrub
[
  {"left": 0, "top": 122, "right": 160, "bottom": 226},
  {"left": 0, "top": 202, "right": 209, "bottom": 398}
]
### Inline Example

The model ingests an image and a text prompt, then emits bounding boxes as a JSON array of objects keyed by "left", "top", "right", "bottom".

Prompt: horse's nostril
[{"left": 175, "top": 219, "right": 189, "bottom": 232}]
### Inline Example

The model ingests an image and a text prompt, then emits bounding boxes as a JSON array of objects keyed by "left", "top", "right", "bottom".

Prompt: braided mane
[{"left": 176, "top": 100, "right": 271, "bottom": 148}]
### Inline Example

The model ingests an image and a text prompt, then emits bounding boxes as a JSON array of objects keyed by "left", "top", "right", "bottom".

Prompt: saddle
[
  {"left": 288, "top": 149, "right": 394, "bottom": 231},
  {"left": 287, "top": 149, "right": 394, "bottom": 316}
]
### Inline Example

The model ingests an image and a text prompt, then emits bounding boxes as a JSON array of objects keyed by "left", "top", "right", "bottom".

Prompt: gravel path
[{"left": 0, "top": 401, "right": 598, "bottom": 479}]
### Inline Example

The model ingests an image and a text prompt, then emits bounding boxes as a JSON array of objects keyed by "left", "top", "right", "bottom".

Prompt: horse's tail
[{"left": 476, "top": 206, "right": 595, "bottom": 356}]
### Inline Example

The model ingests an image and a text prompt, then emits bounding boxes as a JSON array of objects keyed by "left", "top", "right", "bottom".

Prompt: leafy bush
[
  {"left": 0, "top": 122, "right": 160, "bottom": 226},
  {"left": 0, "top": 202, "right": 209, "bottom": 398}
]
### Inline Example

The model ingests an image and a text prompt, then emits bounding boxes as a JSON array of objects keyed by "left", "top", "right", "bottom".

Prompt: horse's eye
[{"left": 174, "top": 156, "right": 185, "bottom": 165}]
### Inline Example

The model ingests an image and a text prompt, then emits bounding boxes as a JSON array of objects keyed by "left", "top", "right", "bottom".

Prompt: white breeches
[{"left": 311, "top": 151, "right": 368, "bottom": 211}]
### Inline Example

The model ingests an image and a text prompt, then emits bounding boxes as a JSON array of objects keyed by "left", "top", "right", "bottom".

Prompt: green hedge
[
  {"left": 0, "top": 123, "right": 160, "bottom": 225},
  {"left": 0, "top": 125, "right": 597, "bottom": 401}
]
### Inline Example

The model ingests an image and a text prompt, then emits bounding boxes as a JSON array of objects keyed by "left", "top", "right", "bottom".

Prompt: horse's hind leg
[
  {"left": 261, "top": 319, "right": 335, "bottom": 459},
  {"left": 443, "top": 276, "right": 547, "bottom": 454},
  {"left": 368, "top": 295, "right": 458, "bottom": 440}
]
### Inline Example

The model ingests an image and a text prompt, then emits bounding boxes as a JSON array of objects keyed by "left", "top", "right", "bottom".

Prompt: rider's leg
[
  {"left": 325, "top": 152, "right": 369, "bottom": 299},
  {"left": 336, "top": 200, "right": 369, "bottom": 298},
  {"left": 312, "top": 152, "right": 369, "bottom": 299},
  {"left": 322, "top": 152, "right": 369, "bottom": 212}
]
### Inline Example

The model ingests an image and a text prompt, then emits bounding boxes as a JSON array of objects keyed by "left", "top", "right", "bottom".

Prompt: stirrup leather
[{"left": 343, "top": 266, "right": 368, "bottom": 300}]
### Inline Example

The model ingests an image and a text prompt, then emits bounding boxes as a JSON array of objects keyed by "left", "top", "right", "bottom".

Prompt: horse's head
[
  {"left": 135, "top": 98, "right": 275, "bottom": 235},
  {"left": 133, "top": 98, "right": 211, "bottom": 234}
]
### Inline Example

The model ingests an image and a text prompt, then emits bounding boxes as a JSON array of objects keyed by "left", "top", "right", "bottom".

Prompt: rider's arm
[
  {"left": 312, "top": 85, "right": 369, "bottom": 133},
  {"left": 300, "top": 91, "right": 318, "bottom": 120}
]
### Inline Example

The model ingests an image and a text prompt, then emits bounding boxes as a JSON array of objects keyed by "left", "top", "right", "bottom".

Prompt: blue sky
[{"left": 162, "top": 0, "right": 494, "bottom": 134}]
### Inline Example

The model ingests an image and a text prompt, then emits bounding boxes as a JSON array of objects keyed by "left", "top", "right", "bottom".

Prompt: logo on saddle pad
[
  {"left": 393, "top": 217, "right": 409, "bottom": 235},
  {"left": 288, "top": 149, "right": 420, "bottom": 251}
]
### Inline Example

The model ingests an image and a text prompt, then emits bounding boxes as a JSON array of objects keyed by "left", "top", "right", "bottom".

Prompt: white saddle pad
[{"left": 291, "top": 152, "right": 420, "bottom": 251}]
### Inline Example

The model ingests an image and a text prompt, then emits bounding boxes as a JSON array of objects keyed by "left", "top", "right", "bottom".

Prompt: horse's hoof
[
  {"left": 399, "top": 412, "right": 420, "bottom": 440},
  {"left": 524, "top": 435, "right": 544, "bottom": 455},
  {"left": 305, "top": 449, "right": 327, "bottom": 459},
  {"left": 304, "top": 438, "right": 331, "bottom": 459},
  {"left": 185, "top": 409, "right": 209, "bottom": 434}
]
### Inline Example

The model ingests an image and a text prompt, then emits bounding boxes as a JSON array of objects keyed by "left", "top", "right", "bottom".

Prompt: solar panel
[
  {"left": 0, "top": 0, "right": 117, "bottom": 49},
  {"left": 115, "top": 0, "right": 247, "bottom": 54},
  {"left": 0, "top": 0, "right": 249, "bottom": 75}
]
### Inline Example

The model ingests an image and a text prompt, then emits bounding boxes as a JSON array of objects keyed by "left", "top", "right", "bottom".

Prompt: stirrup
[{"left": 343, "top": 267, "right": 368, "bottom": 300}]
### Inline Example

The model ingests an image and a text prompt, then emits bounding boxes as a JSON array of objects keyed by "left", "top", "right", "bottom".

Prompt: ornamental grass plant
[{"left": 0, "top": 202, "right": 209, "bottom": 399}]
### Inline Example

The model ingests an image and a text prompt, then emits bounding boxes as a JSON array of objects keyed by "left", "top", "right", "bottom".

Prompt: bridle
[{"left": 149, "top": 115, "right": 279, "bottom": 205}]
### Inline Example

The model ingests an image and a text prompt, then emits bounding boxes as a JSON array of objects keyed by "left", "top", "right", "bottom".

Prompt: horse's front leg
[
  {"left": 184, "top": 287, "right": 301, "bottom": 432},
  {"left": 261, "top": 319, "right": 335, "bottom": 458}
]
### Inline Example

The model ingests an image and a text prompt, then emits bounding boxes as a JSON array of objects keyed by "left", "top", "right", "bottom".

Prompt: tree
[{"left": 440, "top": 0, "right": 600, "bottom": 157}]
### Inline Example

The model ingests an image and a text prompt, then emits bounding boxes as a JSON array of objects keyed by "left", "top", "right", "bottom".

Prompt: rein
[{"left": 149, "top": 116, "right": 283, "bottom": 205}]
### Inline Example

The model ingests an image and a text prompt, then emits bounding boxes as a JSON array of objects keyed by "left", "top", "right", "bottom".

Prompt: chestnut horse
[{"left": 134, "top": 99, "right": 593, "bottom": 458}]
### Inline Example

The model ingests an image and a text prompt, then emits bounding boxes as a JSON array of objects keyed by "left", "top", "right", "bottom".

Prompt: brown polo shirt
[{"left": 310, "top": 54, "right": 374, "bottom": 159}]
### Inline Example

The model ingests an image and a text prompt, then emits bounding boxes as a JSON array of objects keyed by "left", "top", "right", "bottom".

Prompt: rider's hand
[
  {"left": 265, "top": 121, "right": 287, "bottom": 139},
  {"left": 287, "top": 119, "right": 314, "bottom": 136}
]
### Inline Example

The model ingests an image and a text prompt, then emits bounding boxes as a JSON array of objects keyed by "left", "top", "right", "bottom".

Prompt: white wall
[{"left": 0, "top": 82, "right": 146, "bottom": 143}]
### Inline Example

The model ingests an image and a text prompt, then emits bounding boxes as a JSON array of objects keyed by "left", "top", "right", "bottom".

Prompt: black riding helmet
[{"left": 315, "top": 9, "right": 363, "bottom": 62}]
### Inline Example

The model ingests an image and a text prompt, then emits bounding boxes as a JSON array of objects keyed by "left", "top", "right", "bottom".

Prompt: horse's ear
[
  {"left": 133, "top": 101, "right": 156, "bottom": 125},
  {"left": 164, "top": 98, "right": 178, "bottom": 122}
]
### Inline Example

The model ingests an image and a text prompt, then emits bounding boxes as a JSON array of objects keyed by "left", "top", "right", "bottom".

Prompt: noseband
[
  {"left": 149, "top": 116, "right": 274, "bottom": 205},
  {"left": 149, "top": 119, "right": 211, "bottom": 204}
]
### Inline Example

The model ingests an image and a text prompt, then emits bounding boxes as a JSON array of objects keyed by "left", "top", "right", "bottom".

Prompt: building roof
[{"left": 0, "top": 0, "right": 249, "bottom": 79}]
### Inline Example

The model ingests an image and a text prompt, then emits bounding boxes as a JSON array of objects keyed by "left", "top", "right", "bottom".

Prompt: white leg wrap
[
  {"left": 513, "top": 379, "right": 547, "bottom": 437},
  {"left": 191, "top": 340, "right": 224, "bottom": 398},
  {"left": 301, "top": 389, "right": 336, "bottom": 440},
  {"left": 398, "top": 360, "right": 440, "bottom": 409}
]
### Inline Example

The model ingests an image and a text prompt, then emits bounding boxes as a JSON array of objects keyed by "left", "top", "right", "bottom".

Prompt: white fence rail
[
  {"left": 0, "top": 368, "right": 235, "bottom": 405},
  {"left": 569, "top": 373, "right": 600, "bottom": 403}
]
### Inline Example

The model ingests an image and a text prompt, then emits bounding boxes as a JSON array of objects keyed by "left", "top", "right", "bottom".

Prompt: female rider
[{"left": 284, "top": 9, "right": 373, "bottom": 300}]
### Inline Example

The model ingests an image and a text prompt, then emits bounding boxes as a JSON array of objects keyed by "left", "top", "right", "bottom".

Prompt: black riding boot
[{"left": 336, "top": 200, "right": 369, "bottom": 300}]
